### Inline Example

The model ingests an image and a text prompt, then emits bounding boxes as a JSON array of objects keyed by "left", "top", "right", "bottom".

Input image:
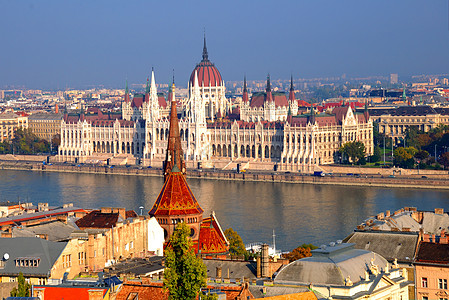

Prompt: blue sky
[{"left": 0, "top": 0, "right": 448, "bottom": 89}]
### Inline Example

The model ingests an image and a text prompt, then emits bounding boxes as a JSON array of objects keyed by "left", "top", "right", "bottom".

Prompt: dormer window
[{"left": 14, "top": 257, "right": 40, "bottom": 268}]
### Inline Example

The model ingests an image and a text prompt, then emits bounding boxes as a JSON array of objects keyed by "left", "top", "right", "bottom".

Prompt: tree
[
  {"left": 224, "top": 228, "right": 247, "bottom": 257},
  {"left": 370, "top": 146, "right": 381, "bottom": 163},
  {"left": 164, "top": 222, "right": 207, "bottom": 300},
  {"left": 393, "top": 147, "right": 417, "bottom": 168},
  {"left": 283, "top": 244, "right": 317, "bottom": 262},
  {"left": 10, "top": 272, "right": 30, "bottom": 297},
  {"left": 404, "top": 126, "right": 420, "bottom": 149},
  {"left": 339, "top": 141, "right": 366, "bottom": 164},
  {"left": 414, "top": 150, "right": 429, "bottom": 160},
  {"left": 439, "top": 152, "right": 449, "bottom": 169}
]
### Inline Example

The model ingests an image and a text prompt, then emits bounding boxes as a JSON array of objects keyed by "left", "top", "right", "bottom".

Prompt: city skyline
[{"left": 1, "top": 0, "right": 448, "bottom": 89}]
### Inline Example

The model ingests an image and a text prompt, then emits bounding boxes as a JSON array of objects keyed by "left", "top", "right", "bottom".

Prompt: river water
[{"left": 1, "top": 169, "right": 449, "bottom": 251}]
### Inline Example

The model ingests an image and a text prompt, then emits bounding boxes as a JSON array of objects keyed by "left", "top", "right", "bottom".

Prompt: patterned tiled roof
[
  {"left": 194, "top": 213, "right": 229, "bottom": 255},
  {"left": 149, "top": 171, "right": 203, "bottom": 217}
]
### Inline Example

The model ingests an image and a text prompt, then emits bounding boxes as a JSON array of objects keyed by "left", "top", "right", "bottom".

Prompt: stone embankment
[{"left": 1, "top": 158, "right": 449, "bottom": 190}]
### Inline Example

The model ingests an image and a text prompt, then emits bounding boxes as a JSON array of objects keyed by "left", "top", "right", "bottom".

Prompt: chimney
[
  {"left": 386, "top": 210, "right": 391, "bottom": 217},
  {"left": 256, "top": 256, "right": 261, "bottom": 278},
  {"left": 435, "top": 208, "right": 444, "bottom": 215},
  {"left": 377, "top": 213, "right": 384, "bottom": 220},
  {"left": 216, "top": 267, "right": 222, "bottom": 279},
  {"left": 261, "top": 244, "right": 269, "bottom": 278}
]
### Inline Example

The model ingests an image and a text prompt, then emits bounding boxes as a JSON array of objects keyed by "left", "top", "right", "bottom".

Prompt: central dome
[{"left": 189, "top": 36, "right": 223, "bottom": 88}]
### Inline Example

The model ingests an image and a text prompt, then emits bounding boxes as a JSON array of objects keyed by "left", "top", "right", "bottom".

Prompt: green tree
[
  {"left": 164, "top": 222, "right": 207, "bottom": 300},
  {"left": 10, "top": 272, "right": 30, "bottom": 297},
  {"left": 339, "top": 141, "right": 366, "bottom": 164},
  {"left": 404, "top": 126, "right": 420, "bottom": 149},
  {"left": 393, "top": 147, "right": 417, "bottom": 168},
  {"left": 224, "top": 228, "right": 247, "bottom": 257},
  {"left": 370, "top": 146, "right": 381, "bottom": 163}
]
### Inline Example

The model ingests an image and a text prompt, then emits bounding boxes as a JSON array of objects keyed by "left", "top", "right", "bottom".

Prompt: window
[
  {"left": 439, "top": 278, "right": 448, "bottom": 289},
  {"left": 422, "top": 297, "right": 428, "bottom": 300},
  {"left": 422, "top": 277, "right": 428, "bottom": 288}
]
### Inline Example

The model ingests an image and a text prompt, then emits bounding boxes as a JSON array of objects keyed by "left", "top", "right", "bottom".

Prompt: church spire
[
  {"left": 202, "top": 32, "right": 209, "bottom": 61},
  {"left": 266, "top": 74, "right": 273, "bottom": 102},
  {"left": 289, "top": 74, "right": 295, "bottom": 102},
  {"left": 242, "top": 75, "right": 249, "bottom": 103},
  {"left": 163, "top": 81, "right": 185, "bottom": 181},
  {"left": 124, "top": 79, "right": 130, "bottom": 103}
]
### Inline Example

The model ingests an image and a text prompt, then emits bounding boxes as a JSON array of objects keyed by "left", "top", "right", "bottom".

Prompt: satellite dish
[{"left": 3, "top": 253, "right": 9, "bottom": 260}]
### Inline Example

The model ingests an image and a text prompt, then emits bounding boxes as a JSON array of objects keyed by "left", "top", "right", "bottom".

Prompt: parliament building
[{"left": 59, "top": 38, "right": 373, "bottom": 172}]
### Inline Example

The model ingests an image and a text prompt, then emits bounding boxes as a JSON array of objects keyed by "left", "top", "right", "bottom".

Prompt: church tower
[
  {"left": 149, "top": 85, "right": 203, "bottom": 243},
  {"left": 163, "top": 82, "right": 186, "bottom": 180}
]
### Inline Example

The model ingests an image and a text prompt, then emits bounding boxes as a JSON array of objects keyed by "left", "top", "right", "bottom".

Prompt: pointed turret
[
  {"left": 289, "top": 75, "right": 295, "bottom": 102},
  {"left": 144, "top": 77, "right": 150, "bottom": 103},
  {"left": 150, "top": 68, "right": 157, "bottom": 99},
  {"left": 363, "top": 102, "right": 370, "bottom": 122},
  {"left": 202, "top": 32, "right": 209, "bottom": 61},
  {"left": 124, "top": 79, "right": 130, "bottom": 103},
  {"left": 266, "top": 74, "right": 273, "bottom": 102},
  {"left": 308, "top": 106, "right": 316, "bottom": 125},
  {"left": 163, "top": 82, "right": 185, "bottom": 181},
  {"left": 242, "top": 75, "right": 249, "bottom": 103}
]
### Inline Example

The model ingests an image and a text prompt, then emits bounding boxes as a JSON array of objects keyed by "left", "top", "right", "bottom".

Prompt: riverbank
[{"left": 1, "top": 159, "right": 449, "bottom": 190}]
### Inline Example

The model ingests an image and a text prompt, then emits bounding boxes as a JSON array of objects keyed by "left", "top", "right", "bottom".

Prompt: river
[{"left": 1, "top": 169, "right": 449, "bottom": 251}]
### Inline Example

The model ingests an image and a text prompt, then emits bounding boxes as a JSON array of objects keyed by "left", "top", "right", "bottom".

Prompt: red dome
[
  {"left": 189, "top": 36, "right": 223, "bottom": 87},
  {"left": 189, "top": 61, "right": 223, "bottom": 87}
]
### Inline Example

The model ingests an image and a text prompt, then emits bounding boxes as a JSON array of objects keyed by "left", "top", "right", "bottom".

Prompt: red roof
[
  {"left": 250, "top": 92, "right": 289, "bottom": 108},
  {"left": 149, "top": 171, "right": 204, "bottom": 217},
  {"left": 189, "top": 60, "right": 223, "bottom": 87},
  {"left": 33, "top": 286, "right": 108, "bottom": 299},
  {"left": 194, "top": 214, "right": 229, "bottom": 255},
  {"left": 131, "top": 95, "right": 144, "bottom": 108},
  {"left": 158, "top": 95, "right": 167, "bottom": 108},
  {"left": 297, "top": 99, "right": 311, "bottom": 107},
  {"left": 75, "top": 210, "right": 120, "bottom": 229}
]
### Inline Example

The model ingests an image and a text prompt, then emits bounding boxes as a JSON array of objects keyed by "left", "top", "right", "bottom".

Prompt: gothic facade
[{"left": 58, "top": 40, "right": 373, "bottom": 171}]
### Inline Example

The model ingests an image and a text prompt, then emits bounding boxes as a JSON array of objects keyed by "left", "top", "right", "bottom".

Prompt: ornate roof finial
[{"left": 202, "top": 31, "right": 209, "bottom": 61}]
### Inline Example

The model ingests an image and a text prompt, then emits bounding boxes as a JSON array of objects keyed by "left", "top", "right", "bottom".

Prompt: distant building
[
  {"left": 27, "top": 112, "right": 63, "bottom": 142},
  {"left": 390, "top": 73, "right": 399, "bottom": 85},
  {"left": 370, "top": 106, "right": 449, "bottom": 144},
  {"left": 0, "top": 112, "right": 28, "bottom": 142}
]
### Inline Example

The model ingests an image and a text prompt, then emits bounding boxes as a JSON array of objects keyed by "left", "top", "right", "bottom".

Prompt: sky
[{"left": 0, "top": 0, "right": 448, "bottom": 89}]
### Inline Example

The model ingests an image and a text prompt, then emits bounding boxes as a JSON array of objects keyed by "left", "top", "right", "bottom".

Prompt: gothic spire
[
  {"left": 242, "top": 75, "right": 249, "bottom": 103},
  {"left": 163, "top": 81, "right": 185, "bottom": 181},
  {"left": 289, "top": 74, "right": 295, "bottom": 102},
  {"left": 266, "top": 74, "right": 273, "bottom": 102},
  {"left": 290, "top": 74, "right": 294, "bottom": 92},
  {"left": 266, "top": 74, "right": 271, "bottom": 93},
  {"left": 202, "top": 32, "right": 209, "bottom": 61},
  {"left": 145, "top": 77, "right": 150, "bottom": 94}
]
